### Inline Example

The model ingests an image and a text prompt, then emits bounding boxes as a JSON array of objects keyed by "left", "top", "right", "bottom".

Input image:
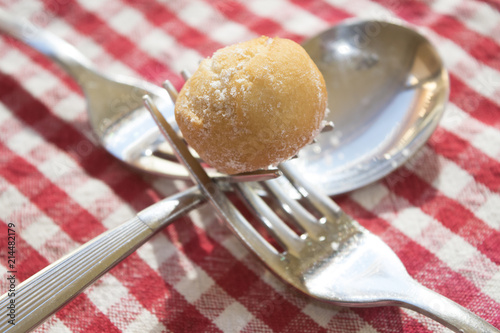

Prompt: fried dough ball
[{"left": 174, "top": 36, "right": 327, "bottom": 174}]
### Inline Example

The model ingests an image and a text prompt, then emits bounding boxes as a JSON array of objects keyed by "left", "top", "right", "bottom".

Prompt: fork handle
[
  {"left": 0, "top": 8, "right": 96, "bottom": 81},
  {"left": 402, "top": 279, "right": 500, "bottom": 332},
  {"left": 0, "top": 186, "right": 205, "bottom": 333}
]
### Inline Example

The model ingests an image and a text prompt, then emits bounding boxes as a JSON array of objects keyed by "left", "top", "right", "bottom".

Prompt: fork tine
[
  {"left": 181, "top": 69, "right": 192, "bottom": 81},
  {"left": 162, "top": 80, "right": 178, "bottom": 102},
  {"left": 321, "top": 120, "right": 334, "bottom": 132},
  {"left": 262, "top": 179, "right": 325, "bottom": 240},
  {"left": 236, "top": 183, "right": 304, "bottom": 256},
  {"left": 279, "top": 164, "right": 342, "bottom": 221},
  {"left": 221, "top": 169, "right": 281, "bottom": 183}
]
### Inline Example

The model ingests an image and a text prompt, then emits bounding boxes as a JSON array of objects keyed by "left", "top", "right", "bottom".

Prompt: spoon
[
  {"left": 292, "top": 19, "right": 449, "bottom": 195},
  {"left": 0, "top": 11, "right": 448, "bottom": 195}
]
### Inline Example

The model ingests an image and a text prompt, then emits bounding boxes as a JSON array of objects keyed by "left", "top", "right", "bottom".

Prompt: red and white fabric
[{"left": 0, "top": 0, "right": 499, "bottom": 332}]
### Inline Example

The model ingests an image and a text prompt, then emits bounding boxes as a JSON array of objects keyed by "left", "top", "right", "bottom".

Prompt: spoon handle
[
  {"left": 0, "top": 186, "right": 205, "bottom": 333},
  {"left": 0, "top": 8, "right": 96, "bottom": 81}
]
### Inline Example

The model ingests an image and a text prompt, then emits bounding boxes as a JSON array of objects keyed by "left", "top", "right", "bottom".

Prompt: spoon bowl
[{"left": 290, "top": 20, "right": 449, "bottom": 195}]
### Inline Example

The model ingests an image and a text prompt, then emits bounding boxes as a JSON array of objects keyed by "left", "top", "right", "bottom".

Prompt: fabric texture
[{"left": 0, "top": 0, "right": 499, "bottom": 332}]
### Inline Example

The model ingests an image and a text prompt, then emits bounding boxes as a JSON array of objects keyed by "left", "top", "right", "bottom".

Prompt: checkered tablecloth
[{"left": 0, "top": 0, "right": 499, "bottom": 332}]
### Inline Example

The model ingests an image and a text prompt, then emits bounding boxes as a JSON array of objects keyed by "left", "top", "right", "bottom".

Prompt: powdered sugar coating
[{"left": 175, "top": 36, "right": 328, "bottom": 174}]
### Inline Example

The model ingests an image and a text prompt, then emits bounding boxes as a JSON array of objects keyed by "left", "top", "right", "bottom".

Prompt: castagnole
[{"left": 174, "top": 36, "right": 328, "bottom": 174}]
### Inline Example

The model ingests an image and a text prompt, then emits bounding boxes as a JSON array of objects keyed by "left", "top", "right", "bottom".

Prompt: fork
[
  {"left": 145, "top": 84, "right": 500, "bottom": 332},
  {"left": 0, "top": 9, "right": 279, "bottom": 183}
]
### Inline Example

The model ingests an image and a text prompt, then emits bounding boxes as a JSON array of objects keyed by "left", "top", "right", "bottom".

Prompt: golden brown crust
[{"left": 175, "top": 36, "right": 327, "bottom": 174}]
